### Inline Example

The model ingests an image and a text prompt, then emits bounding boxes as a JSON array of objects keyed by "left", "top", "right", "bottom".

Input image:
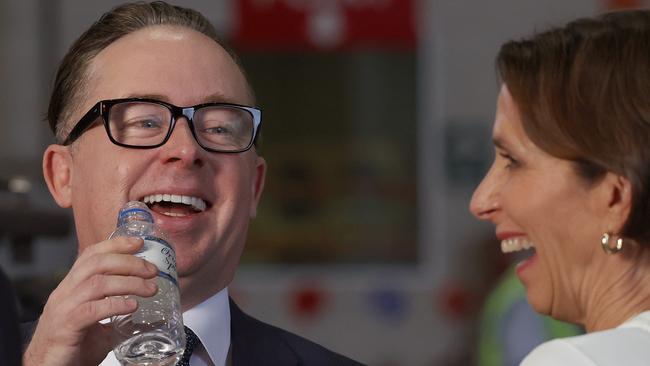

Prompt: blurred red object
[
  {"left": 291, "top": 285, "right": 327, "bottom": 319},
  {"left": 233, "top": 0, "right": 416, "bottom": 50},
  {"left": 437, "top": 282, "right": 475, "bottom": 320},
  {"left": 605, "top": 0, "right": 642, "bottom": 9}
]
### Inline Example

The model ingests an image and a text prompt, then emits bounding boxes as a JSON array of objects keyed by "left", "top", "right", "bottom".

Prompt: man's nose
[
  {"left": 160, "top": 118, "right": 205, "bottom": 167},
  {"left": 469, "top": 164, "right": 500, "bottom": 221}
]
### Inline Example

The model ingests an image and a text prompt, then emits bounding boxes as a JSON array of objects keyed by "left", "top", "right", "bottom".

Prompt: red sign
[
  {"left": 233, "top": 0, "right": 416, "bottom": 51},
  {"left": 605, "top": 0, "right": 642, "bottom": 8}
]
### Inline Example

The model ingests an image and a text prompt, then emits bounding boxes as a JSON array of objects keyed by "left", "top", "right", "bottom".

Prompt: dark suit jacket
[
  {"left": 21, "top": 298, "right": 364, "bottom": 366},
  {"left": 229, "top": 298, "right": 364, "bottom": 365}
]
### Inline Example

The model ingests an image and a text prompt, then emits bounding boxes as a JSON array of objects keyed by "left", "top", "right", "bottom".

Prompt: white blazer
[{"left": 522, "top": 311, "right": 650, "bottom": 366}]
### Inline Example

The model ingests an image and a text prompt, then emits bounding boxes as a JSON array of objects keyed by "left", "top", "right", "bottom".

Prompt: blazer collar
[{"left": 229, "top": 298, "right": 299, "bottom": 366}]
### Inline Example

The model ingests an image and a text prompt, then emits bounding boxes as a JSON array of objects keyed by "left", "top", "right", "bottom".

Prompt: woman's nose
[{"left": 469, "top": 163, "right": 500, "bottom": 220}]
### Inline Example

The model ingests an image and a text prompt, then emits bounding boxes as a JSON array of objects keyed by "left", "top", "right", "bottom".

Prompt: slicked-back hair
[{"left": 48, "top": 1, "right": 253, "bottom": 143}]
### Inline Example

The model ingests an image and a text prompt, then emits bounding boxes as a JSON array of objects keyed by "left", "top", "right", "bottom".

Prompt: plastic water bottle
[{"left": 110, "top": 201, "right": 185, "bottom": 365}]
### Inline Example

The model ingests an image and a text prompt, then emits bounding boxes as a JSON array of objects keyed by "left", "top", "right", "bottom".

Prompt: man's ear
[
  {"left": 249, "top": 155, "right": 266, "bottom": 218},
  {"left": 600, "top": 172, "right": 633, "bottom": 233},
  {"left": 43, "top": 144, "right": 73, "bottom": 208}
]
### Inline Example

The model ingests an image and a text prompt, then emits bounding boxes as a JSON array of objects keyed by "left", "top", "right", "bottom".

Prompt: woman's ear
[
  {"left": 42, "top": 144, "right": 73, "bottom": 208},
  {"left": 601, "top": 172, "right": 633, "bottom": 233}
]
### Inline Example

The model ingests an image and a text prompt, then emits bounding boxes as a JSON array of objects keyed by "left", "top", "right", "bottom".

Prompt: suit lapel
[{"left": 229, "top": 298, "right": 299, "bottom": 366}]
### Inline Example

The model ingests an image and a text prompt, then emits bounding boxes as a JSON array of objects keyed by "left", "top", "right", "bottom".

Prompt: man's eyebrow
[
  {"left": 200, "top": 93, "right": 239, "bottom": 104},
  {"left": 125, "top": 93, "right": 169, "bottom": 101},
  {"left": 123, "top": 93, "right": 240, "bottom": 105}
]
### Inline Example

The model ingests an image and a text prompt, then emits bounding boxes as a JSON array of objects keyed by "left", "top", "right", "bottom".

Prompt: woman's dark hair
[{"left": 497, "top": 9, "right": 650, "bottom": 243}]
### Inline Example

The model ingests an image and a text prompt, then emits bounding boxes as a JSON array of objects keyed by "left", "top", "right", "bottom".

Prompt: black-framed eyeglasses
[{"left": 62, "top": 98, "right": 262, "bottom": 153}]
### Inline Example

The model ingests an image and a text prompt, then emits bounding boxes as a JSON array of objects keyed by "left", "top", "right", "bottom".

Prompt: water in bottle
[{"left": 110, "top": 201, "right": 185, "bottom": 365}]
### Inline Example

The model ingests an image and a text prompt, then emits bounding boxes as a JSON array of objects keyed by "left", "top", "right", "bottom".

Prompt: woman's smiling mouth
[{"left": 501, "top": 237, "right": 535, "bottom": 253}]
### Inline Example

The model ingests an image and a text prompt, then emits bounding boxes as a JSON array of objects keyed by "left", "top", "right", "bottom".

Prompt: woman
[{"left": 470, "top": 9, "right": 650, "bottom": 365}]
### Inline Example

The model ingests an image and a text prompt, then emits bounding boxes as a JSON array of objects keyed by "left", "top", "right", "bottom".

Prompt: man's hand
[{"left": 23, "top": 237, "right": 159, "bottom": 366}]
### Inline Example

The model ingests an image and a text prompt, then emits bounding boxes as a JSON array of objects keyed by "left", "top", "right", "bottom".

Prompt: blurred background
[{"left": 0, "top": 0, "right": 641, "bottom": 365}]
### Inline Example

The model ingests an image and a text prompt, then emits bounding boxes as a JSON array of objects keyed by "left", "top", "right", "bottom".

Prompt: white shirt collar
[
  {"left": 184, "top": 287, "right": 231, "bottom": 366},
  {"left": 99, "top": 287, "right": 231, "bottom": 366}
]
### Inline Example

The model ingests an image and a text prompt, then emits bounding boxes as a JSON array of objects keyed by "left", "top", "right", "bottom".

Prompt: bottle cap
[{"left": 117, "top": 201, "right": 153, "bottom": 225}]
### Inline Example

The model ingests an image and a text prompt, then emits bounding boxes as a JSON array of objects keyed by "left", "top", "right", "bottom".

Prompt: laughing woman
[{"left": 470, "top": 9, "right": 650, "bottom": 366}]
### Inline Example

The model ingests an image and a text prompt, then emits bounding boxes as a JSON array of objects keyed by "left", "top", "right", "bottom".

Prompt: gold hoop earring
[{"left": 601, "top": 232, "right": 624, "bottom": 254}]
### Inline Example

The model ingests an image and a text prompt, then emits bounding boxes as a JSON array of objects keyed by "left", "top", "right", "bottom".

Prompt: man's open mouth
[{"left": 141, "top": 194, "right": 209, "bottom": 217}]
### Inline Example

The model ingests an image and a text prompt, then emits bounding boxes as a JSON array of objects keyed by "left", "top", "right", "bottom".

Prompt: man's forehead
[
  {"left": 84, "top": 25, "right": 251, "bottom": 106},
  {"left": 108, "top": 92, "right": 243, "bottom": 106}
]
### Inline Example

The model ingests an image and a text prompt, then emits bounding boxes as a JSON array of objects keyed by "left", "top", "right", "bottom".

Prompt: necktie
[{"left": 176, "top": 326, "right": 201, "bottom": 366}]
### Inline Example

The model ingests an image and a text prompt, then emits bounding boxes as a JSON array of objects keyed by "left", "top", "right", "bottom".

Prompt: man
[{"left": 23, "top": 2, "right": 362, "bottom": 365}]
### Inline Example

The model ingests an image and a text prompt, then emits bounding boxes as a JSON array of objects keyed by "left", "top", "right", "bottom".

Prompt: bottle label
[{"left": 136, "top": 236, "right": 178, "bottom": 287}]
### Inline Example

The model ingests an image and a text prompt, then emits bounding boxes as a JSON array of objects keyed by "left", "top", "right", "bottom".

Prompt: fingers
[
  {"left": 72, "top": 296, "right": 139, "bottom": 329},
  {"left": 24, "top": 297, "right": 137, "bottom": 366},
  {"left": 74, "top": 274, "right": 158, "bottom": 306},
  {"left": 45, "top": 275, "right": 158, "bottom": 330},
  {"left": 59, "top": 237, "right": 157, "bottom": 295},
  {"left": 44, "top": 236, "right": 159, "bottom": 323},
  {"left": 83, "top": 236, "right": 144, "bottom": 256},
  {"left": 23, "top": 236, "right": 161, "bottom": 366},
  {"left": 69, "top": 252, "right": 158, "bottom": 286}
]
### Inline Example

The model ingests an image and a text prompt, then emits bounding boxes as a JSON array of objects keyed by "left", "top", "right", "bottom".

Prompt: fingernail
[
  {"left": 146, "top": 261, "right": 158, "bottom": 273},
  {"left": 124, "top": 237, "right": 140, "bottom": 248},
  {"left": 125, "top": 298, "right": 138, "bottom": 308},
  {"left": 146, "top": 281, "right": 158, "bottom": 292}
]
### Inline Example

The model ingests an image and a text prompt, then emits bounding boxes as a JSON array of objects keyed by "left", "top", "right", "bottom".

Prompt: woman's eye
[{"left": 499, "top": 152, "right": 519, "bottom": 169}]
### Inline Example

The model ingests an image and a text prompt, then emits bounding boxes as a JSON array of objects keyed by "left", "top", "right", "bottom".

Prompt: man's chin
[{"left": 175, "top": 262, "right": 197, "bottom": 279}]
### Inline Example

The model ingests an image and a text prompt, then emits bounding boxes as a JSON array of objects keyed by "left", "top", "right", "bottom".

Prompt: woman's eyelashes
[{"left": 498, "top": 150, "right": 520, "bottom": 169}]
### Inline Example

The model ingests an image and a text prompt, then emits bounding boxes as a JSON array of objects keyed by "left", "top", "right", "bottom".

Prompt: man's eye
[
  {"left": 203, "top": 124, "right": 232, "bottom": 135},
  {"left": 139, "top": 120, "right": 156, "bottom": 128},
  {"left": 126, "top": 118, "right": 164, "bottom": 129},
  {"left": 204, "top": 126, "right": 228, "bottom": 135}
]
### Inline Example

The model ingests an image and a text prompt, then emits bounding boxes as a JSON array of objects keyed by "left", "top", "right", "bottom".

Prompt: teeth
[
  {"left": 141, "top": 193, "right": 207, "bottom": 212},
  {"left": 191, "top": 197, "right": 206, "bottom": 211},
  {"left": 501, "top": 237, "right": 535, "bottom": 253}
]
